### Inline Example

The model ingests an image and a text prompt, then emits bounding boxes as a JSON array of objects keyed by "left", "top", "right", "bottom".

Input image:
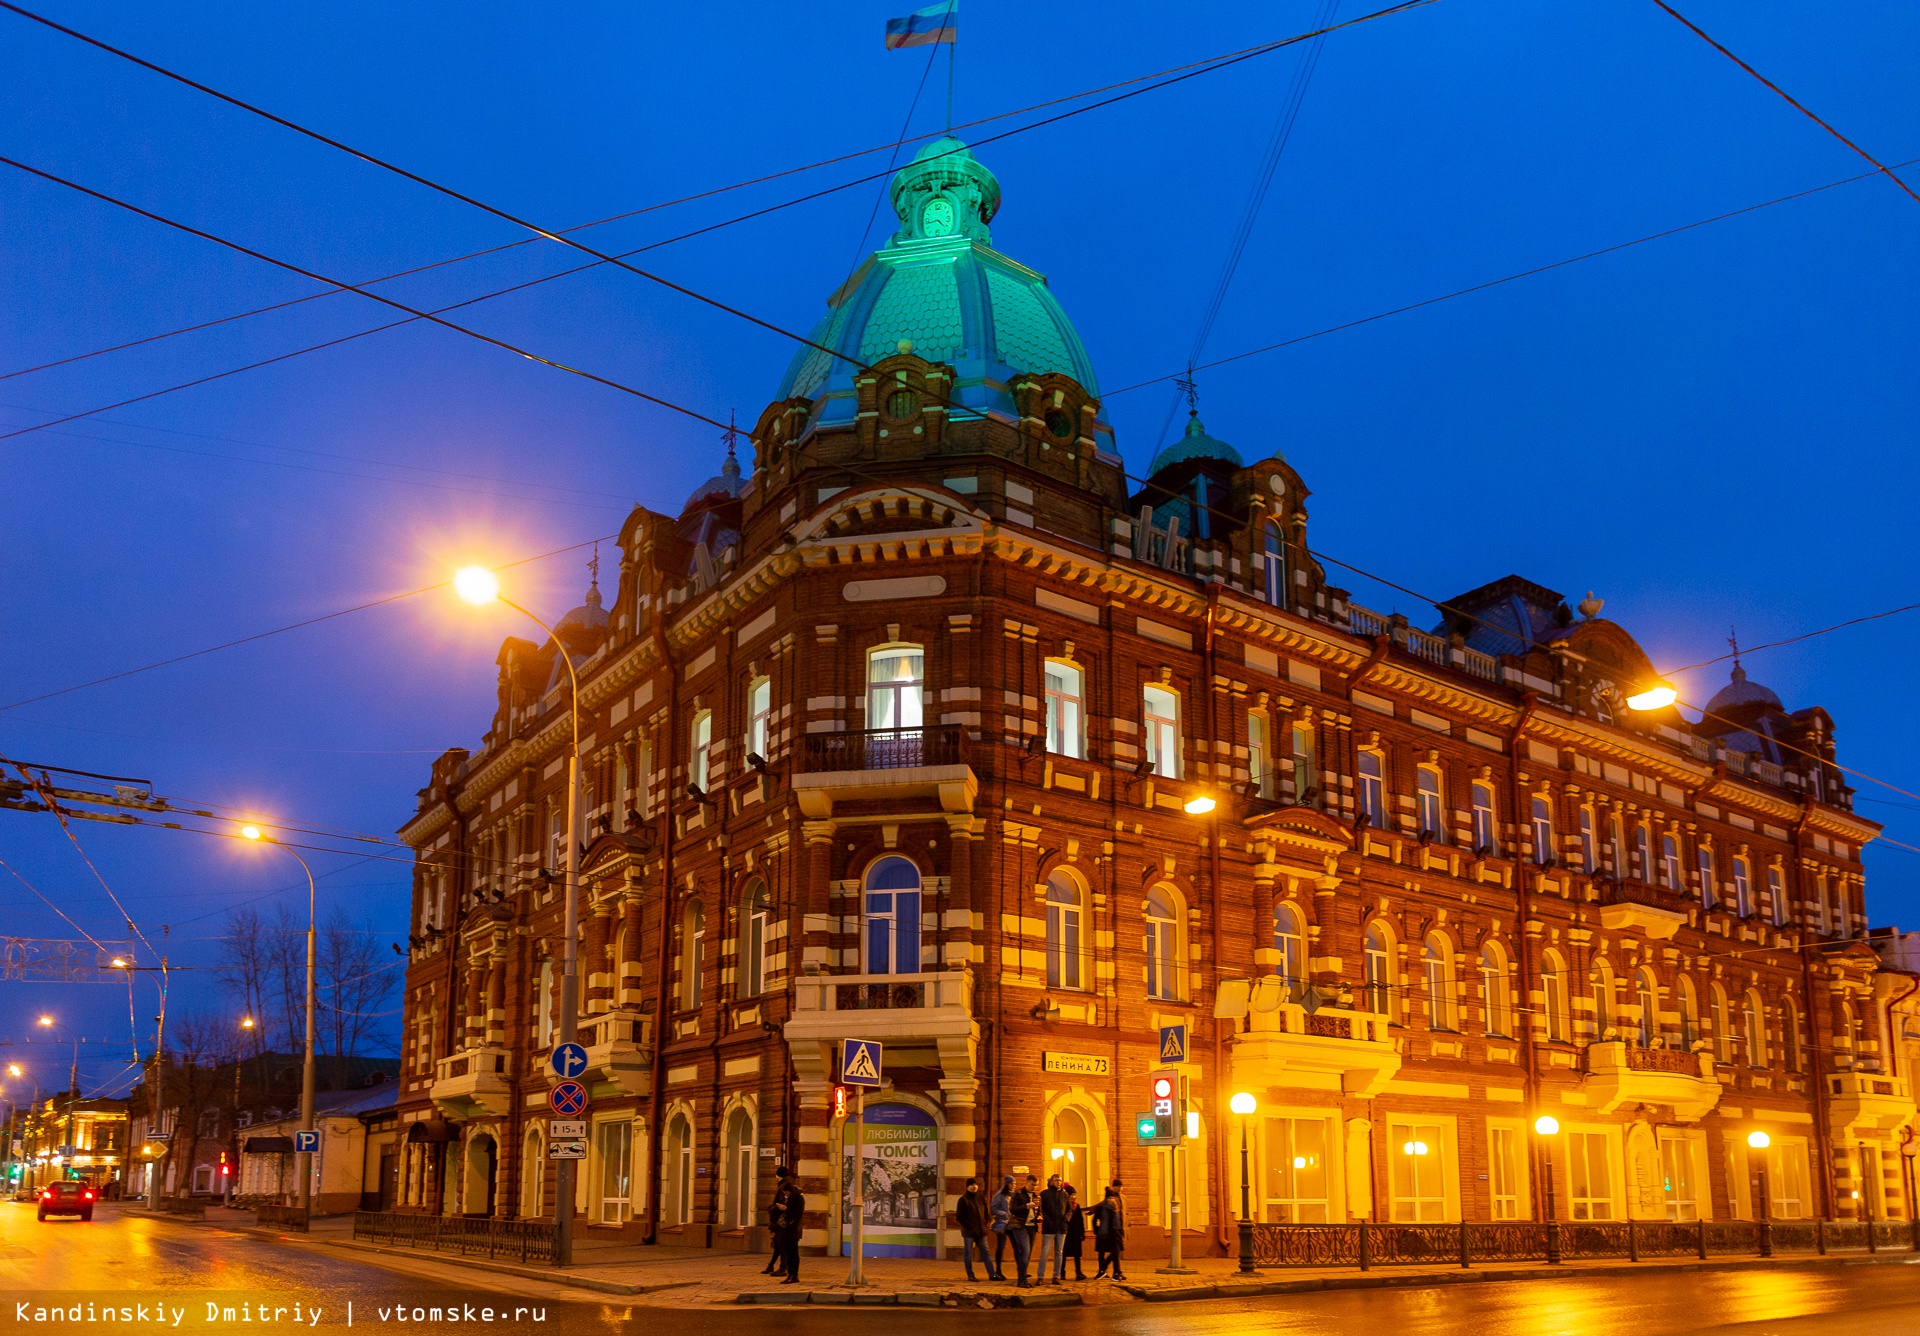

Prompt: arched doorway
[{"left": 464, "top": 1133, "right": 498, "bottom": 1218}]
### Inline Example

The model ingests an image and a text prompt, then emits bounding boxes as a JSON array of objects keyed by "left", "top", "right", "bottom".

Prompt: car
[{"left": 36, "top": 1181, "right": 95, "bottom": 1222}]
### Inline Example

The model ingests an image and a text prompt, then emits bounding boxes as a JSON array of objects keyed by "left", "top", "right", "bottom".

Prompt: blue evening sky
[{"left": 1, "top": 1, "right": 1914, "bottom": 1095}]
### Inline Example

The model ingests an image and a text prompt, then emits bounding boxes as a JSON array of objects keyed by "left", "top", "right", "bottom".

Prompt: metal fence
[
  {"left": 801, "top": 725, "right": 964, "bottom": 773},
  {"left": 1250, "top": 1217, "right": 1920, "bottom": 1270},
  {"left": 353, "top": 1211, "right": 557, "bottom": 1265},
  {"left": 256, "top": 1204, "right": 310, "bottom": 1231}
]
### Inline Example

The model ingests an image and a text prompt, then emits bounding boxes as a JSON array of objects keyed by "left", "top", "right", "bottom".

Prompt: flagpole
[{"left": 945, "top": 2, "right": 956, "bottom": 132}]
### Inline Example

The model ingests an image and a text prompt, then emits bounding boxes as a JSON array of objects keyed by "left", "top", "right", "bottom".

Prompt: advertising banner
[{"left": 840, "top": 1102, "right": 939, "bottom": 1258}]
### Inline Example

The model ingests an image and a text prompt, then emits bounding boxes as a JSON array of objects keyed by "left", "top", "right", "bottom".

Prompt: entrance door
[{"left": 379, "top": 1146, "right": 398, "bottom": 1210}]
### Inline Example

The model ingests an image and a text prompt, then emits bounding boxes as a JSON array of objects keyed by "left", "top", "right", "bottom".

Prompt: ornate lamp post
[
  {"left": 1747, "top": 1130, "right": 1772, "bottom": 1256},
  {"left": 1533, "top": 1115, "right": 1561, "bottom": 1264},
  {"left": 1230, "top": 1091, "right": 1257, "bottom": 1273}
]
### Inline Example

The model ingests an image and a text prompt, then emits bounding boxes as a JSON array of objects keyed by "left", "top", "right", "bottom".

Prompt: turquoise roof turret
[
  {"left": 1148, "top": 413, "right": 1244, "bottom": 477},
  {"left": 774, "top": 137, "right": 1105, "bottom": 433}
]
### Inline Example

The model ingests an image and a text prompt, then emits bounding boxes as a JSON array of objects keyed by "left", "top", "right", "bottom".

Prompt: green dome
[
  {"left": 775, "top": 138, "right": 1105, "bottom": 431},
  {"left": 1148, "top": 413, "right": 1243, "bottom": 476}
]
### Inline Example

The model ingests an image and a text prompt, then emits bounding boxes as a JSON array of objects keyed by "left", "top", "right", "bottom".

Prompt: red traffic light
[
  {"left": 219, "top": 1164, "right": 231, "bottom": 1176},
  {"left": 831, "top": 1085, "right": 848, "bottom": 1118},
  {"left": 1151, "top": 1074, "right": 1175, "bottom": 1100}
]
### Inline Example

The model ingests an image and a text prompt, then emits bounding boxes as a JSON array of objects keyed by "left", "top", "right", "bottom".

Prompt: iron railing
[
  {"left": 353, "top": 1210, "right": 556, "bottom": 1265},
  {"left": 256, "top": 1204, "right": 310, "bottom": 1231},
  {"left": 1247, "top": 1217, "right": 1914, "bottom": 1269},
  {"left": 835, "top": 981, "right": 927, "bottom": 1010},
  {"left": 801, "top": 725, "right": 964, "bottom": 773}
]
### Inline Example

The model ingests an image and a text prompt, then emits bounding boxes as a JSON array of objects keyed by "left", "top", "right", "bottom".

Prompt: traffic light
[
  {"left": 218, "top": 1153, "right": 231, "bottom": 1178},
  {"left": 1134, "top": 1071, "right": 1184, "bottom": 1145},
  {"left": 831, "top": 1085, "right": 849, "bottom": 1119}
]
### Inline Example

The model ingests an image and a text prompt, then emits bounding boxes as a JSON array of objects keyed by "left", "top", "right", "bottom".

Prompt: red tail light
[
  {"left": 83, "top": 1191, "right": 94, "bottom": 1200},
  {"left": 40, "top": 1189, "right": 50, "bottom": 1199}
]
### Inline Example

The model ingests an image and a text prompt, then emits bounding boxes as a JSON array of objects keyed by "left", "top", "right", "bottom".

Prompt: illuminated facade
[{"left": 395, "top": 138, "right": 1914, "bottom": 1253}]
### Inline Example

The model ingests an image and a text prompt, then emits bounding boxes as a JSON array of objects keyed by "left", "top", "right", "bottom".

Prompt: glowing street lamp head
[
  {"left": 1183, "top": 794, "right": 1217, "bottom": 816},
  {"left": 1747, "top": 1130, "right": 1771, "bottom": 1150},
  {"left": 37, "top": 1016, "right": 52, "bottom": 1028},
  {"left": 1626, "top": 681, "right": 1678, "bottom": 712},
  {"left": 453, "top": 566, "right": 500, "bottom": 606},
  {"left": 241, "top": 1016, "right": 256, "bottom": 1030},
  {"left": 1230, "top": 1091, "right": 1257, "bottom": 1116},
  {"left": 1533, "top": 1115, "right": 1560, "bottom": 1137},
  {"left": 240, "top": 824, "right": 263, "bottom": 841},
  {"left": 110, "top": 958, "right": 127, "bottom": 969}
]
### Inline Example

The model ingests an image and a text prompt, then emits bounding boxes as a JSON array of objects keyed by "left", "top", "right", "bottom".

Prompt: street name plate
[
  {"left": 548, "top": 1119, "right": 586, "bottom": 1139},
  {"left": 1042, "top": 1051, "right": 1110, "bottom": 1076},
  {"left": 547, "top": 1139, "right": 587, "bottom": 1160}
]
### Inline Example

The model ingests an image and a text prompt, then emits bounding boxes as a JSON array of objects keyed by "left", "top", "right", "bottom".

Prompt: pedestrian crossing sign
[
  {"left": 1158, "top": 1023, "right": 1188, "bottom": 1064},
  {"left": 841, "top": 1038, "right": 883, "bottom": 1087}
]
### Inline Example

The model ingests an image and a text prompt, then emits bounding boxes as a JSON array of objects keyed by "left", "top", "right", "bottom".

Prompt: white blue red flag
[{"left": 885, "top": 1, "right": 958, "bottom": 49}]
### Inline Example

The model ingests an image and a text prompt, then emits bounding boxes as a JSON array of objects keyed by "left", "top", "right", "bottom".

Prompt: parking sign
[{"left": 293, "top": 1130, "right": 319, "bottom": 1154}]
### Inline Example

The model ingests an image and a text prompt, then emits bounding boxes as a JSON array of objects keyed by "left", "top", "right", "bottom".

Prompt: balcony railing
[
  {"left": 801, "top": 726, "right": 964, "bottom": 773},
  {"left": 1584, "top": 1043, "right": 1699, "bottom": 1076},
  {"left": 793, "top": 970, "right": 971, "bottom": 1016}
]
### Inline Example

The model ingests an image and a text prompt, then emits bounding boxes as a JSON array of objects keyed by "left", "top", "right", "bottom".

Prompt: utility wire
[
  {"left": 0, "top": 155, "right": 731, "bottom": 435},
  {"left": 1647, "top": 0, "right": 1920, "bottom": 206},
  {"left": 845, "top": 24, "right": 946, "bottom": 277},
  {"left": 1660, "top": 602, "right": 1920, "bottom": 678}
]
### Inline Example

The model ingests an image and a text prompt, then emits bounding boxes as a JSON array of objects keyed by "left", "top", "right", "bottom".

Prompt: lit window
[
  {"left": 690, "top": 711, "right": 713, "bottom": 792},
  {"left": 1423, "top": 935, "right": 1455, "bottom": 1031},
  {"left": 1568, "top": 1131, "right": 1615, "bottom": 1220},
  {"left": 867, "top": 646, "right": 924, "bottom": 732},
  {"left": 1248, "top": 712, "right": 1273, "bottom": 799},
  {"left": 1045, "top": 662, "right": 1084, "bottom": 759},
  {"left": 1048, "top": 1106, "right": 1092, "bottom": 1197},
  {"left": 1273, "top": 901, "right": 1304, "bottom": 986},
  {"left": 1143, "top": 685, "right": 1181, "bottom": 779},
  {"left": 1660, "top": 1136, "right": 1698, "bottom": 1221},
  {"left": 1045, "top": 869, "right": 1085, "bottom": 991},
  {"left": 746, "top": 678, "right": 772, "bottom": 760},
  {"left": 1357, "top": 751, "right": 1385, "bottom": 827},
  {"left": 1363, "top": 924, "right": 1393, "bottom": 1019},
  {"left": 1480, "top": 943, "right": 1510, "bottom": 1037},
  {"left": 1659, "top": 834, "right": 1681, "bottom": 889},
  {"left": 1261, "top": 1117, "right": 1328, "bottom": 1222},
  {"left": 1389, "top": 1122, "right": 1447, "bottom": 1222},
  {"left": 1767, "top": 865, "right": 1788, "bottom": 926},
  {"left": 1531, "top": 796, "right": 1554, "bottom": 866},
  {"left": 1145, "top": 887, "right": 1180, "bottom": 1000},
  {"left": 1489, "top": 1126, "right": 1523, "bottom": 1220},
  {"left": 1471, "top": 782, "right": 1497, "bottom": 855},
  {"left": 864, "top": 857, "right": 922, "bottom": 976},
  {"left": 1732, "top": 858, "right": 1752, "bottom": 918},
  {"left": 1262, "top": 523, "right": 1287, "bottom": 607},
  {"left": 1291, "top": 723, "right": 1318, "bottom": 804},
  {"left": 1416, "top": 768, "right": 1446, "bottom": 842}
]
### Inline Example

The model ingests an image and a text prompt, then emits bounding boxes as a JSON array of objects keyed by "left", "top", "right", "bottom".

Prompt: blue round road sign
[
  {"left": 549, "top": 1081, "right": 588, "bottom": 1116},
  {"left": 550, "top": 1042, "right": 589, "bottom": 1079}
]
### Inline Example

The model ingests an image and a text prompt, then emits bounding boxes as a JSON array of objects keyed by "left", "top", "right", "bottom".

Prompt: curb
[
  {"left": 1118, "top": 1248, "right": 1920, "bottom": 1303},
  {"left": 314, "top": 1238, "right": 697, "bottom": 1297},
  {"left": 735, "top": 1287, "right": 1081, "bottom": 1308}
]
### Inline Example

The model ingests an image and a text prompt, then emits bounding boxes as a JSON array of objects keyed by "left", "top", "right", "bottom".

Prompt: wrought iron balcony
[
  {"left": 793, "top": 727, "right": 978, "bottom": 819},
  {"left": 801, "top": 725, "right": 965, "bottom": 773}
]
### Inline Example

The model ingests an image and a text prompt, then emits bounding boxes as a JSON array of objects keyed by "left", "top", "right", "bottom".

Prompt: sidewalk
[{"left": 128, "top": 1205, "right": 1920, "bottom": 1309}]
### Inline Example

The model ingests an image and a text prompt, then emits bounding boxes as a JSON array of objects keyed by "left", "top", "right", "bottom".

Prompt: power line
[
  {"left": 1647, "top": 0, "right": 1920, "bottom": 207},
  {"left": 0, "top": 531, "right": 611, "bottom": 714},
  {"left": 1660, "top": 601, "right": 1920, "bottom": 678},
  {"left": 0, "top": 155, "right": 732, "bottom": 435}
]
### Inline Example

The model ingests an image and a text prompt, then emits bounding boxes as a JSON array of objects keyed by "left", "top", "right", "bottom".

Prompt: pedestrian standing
[
  {"left": 769, "top": 1165, "right": 804, "bottom": 1284},
  {"left": 763, "top": 1166, "right": 786, "bottom": 1276},
  {"left": 1062, "top": 1184, "right": 1087, "bottom": 1280},
  {"left": 1108, "top": 1179, "right": 1128, "bottom": 1280},
  {"left": 1091, "top": 1186, "right": 1118, "bottom": 1278},
  {"left": 956, "top": 1176, "right": 999, "bottom": 1281},
  {"left": 1037, "top": 1174, "right": 1069, "bottom": 1282},
  {"left": 1007, "top": 1174, "right": 1037, "bottom": 1286},
  {"left": 989, "top": 1174, "right": 1014, "bottom": 1280}
]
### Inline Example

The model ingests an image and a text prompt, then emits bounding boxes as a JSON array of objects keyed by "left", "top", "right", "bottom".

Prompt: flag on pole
[{"left": 884, "top": 1, "right": 958, "bottom": 50}]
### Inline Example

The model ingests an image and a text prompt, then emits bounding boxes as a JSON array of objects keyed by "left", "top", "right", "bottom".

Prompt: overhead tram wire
[
  {"left": 0, "top": 0, "right": 1441, "bottom": 408},
  {"left": 1647, "top": 0, "right": 1920, "bottom": 207},
  {"left": 0, "top": 156, "right": 731, "bottom": 438},
  {"left": 1103, "top": 153, "right": 1920, "bottom": 399},
  {"left": 1, "top": 5, "right": 1443, "bottom": 387},
  {"left": 1658, "top": 602, "right": 1920, "bottom": 677}
]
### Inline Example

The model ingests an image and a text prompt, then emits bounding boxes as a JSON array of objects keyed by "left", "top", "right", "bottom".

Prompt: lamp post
[
  {"left": 37, "top": 1018, "right": 80, "bottom": 1182},
  {"left": 1533, "top": 1115, "right": 1561, "bottom": 1264},
  {"left": 1230, "top": 1091, "right": 1257, "bottom": 1273},
  {"left": 229, "top": 1015, "right": 254, "bottom": 1204},
  {"left": 456, "top": 565, "right": 581, "bottom": 1267},
  {"left": 240, "top": 825, "right": 316, "bottom": 1217},
  {"left": 1747, "top": 1130, "right": 1772, "bottom": 1256},
  {"left": 8, "top": 1064, "right": 40, "bottom": 1192}
]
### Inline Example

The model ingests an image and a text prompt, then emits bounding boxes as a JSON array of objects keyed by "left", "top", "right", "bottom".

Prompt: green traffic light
[{"left": 1136, "top": 1117, "right": 1156, "bottom": 1138}]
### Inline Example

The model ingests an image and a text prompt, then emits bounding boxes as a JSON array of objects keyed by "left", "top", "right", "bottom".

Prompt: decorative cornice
[
  {"left": 1526, "top": 714, "right": 1713, "bottom": 788},
  {"left": 1801, "top": 802, "right": 1883, "bottom": 846},
  {"left": 1698, "top": 774, "right": 1802, "bottom": 824}
]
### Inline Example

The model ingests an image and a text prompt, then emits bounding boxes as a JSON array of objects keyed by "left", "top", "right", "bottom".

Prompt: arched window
[
  {"left": 1357, "top": 750, "right": 1385, "bottom": 827},
  {"left": 1636, "top": 970, "right": 1659, "bottom": 1048},
  {"left": 1659, "top": 834, "right": 1681, "bottom": 889},
  {"left": 864, "top": 856, "right": 922, "bottom": 976},
  {"left": 1363, "top": 924, "right": 1394, "bottom": 1020},
  {"left": 536, "top": 959, "right": 555, "bottom": 1048},
  {"left": 1471, "top": 782, "right": 1498, "bottom": 855},
  {"left": 520, "top": 1125, "right": 544, "bottom": 1220},
  {"left": 1143, "top": 685, "right": 1181, "bottom": 778},
  {"left": 681, "top": 899, "right": 706, "bottom": 1009},
  {"left": 722, "top": 1105, "right": 757, "bottom": 1229},
  {"left": 1247, "top": 711, "right": 1273, "bottom": 799},
  {"left": 1145, "top": 887, "right": 1181, "bottom": 1001},
  {"left": 867, "top": 645, "right": 924, "bottom": 732},
  {"left": 1782, "top": 998, "right": 1804, "bottom": 1073},
  {"left": 1531, "top": 796, "right": 1555, "bottom": 866},
  {"left": 739, "top": 880, "right": 770, "bottom": 998},
  {"left": 1291, "top": 721, "right": 1318, "bottom": 805},
  {"left": 690, "top": 710, "right": 713, "bottom": 792},
  {"left": 1262, "top": 521, "right": 1286, "bottom": 607},
  {"left": 663, "top": 1112, "right": 694, "bottom": 1225},
  {"left": 1046, "top": 869, "right": 1087, "bottom": 991},
  {"left": 1541, "top": 951, "right": 1570, "bottom": 1043},
  {"left": 746, "top": 677, "right": 772, "bottom": 761},
  {"left": 1744, "top": 990, "right": 1768, "bottom": 1069},
  {"left": 1273, "top": 901, "right": 1305, "bottom": 987},
  {"left": 1710, "top": 983, "right": 1732, "bottom": 1063},
  {"left": 1424, "top": 935, "right": 1456, "bottom": 1031},
  {"left": 1592, "top": 960, "right": 1618, "bottom": 1037},
  {"left": 1697, "top": 845, "right": 1717, "bottom": 909},
  {"left": 1416, "top": 767, "right": 1446, "bottom": 842},
  {"left": 1480, "top": 941, "right": 1511, "bottom": 1037},
  {"left": 1633, "top": 823, "right": 1652, "bottom": 881},
  {"left": 1676, "top": 975, "right": 1700, "bottom": 1048},
  {"left": 1045, "top": 661, "right": 1085, "bottom": 758},
  {"left": 1732, "top": 857, "right": 1752, "bottom": 919},
  {"left": 1767, "top": 864, "right": 1788, "bottom": 926},
  {"left": 1048, "top": 1105, "right": 1093, "bottom": 1196}
]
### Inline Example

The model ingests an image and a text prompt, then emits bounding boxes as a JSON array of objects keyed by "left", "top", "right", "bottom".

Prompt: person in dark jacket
[
  {"left": 1037, "top": 1174, "right": 1070, "bottom": 1282},
  {"left": 1092, "top": 1185, "right": 1125, "bottom": 1280},
  {"left": 768, "top": 1166, "right": 804, "bottom": 1284},
  {"left": 989, "top": 1175, "right": 1015, "bottom": 1280},
  {"left": 1062, "top": 1184, "right": 1087, "bottom": 1280},
  {"left": 956, "top": 1176, "right": 999, "bottom": 1280},
  {"left": 1006, "top": 1175, "right": 1037, "bottom": 1286}
]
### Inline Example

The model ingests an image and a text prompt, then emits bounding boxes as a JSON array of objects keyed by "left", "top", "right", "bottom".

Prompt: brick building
[{"left": 394, "top": 136, "right": 1915, "bottom": 1255}]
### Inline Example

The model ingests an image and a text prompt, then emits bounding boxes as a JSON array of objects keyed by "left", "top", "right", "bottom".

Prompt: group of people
[
  {"left": 761, "top": 1166, "right": 1128, "bottom": 1288},
  {"left": 955, "top": 1173, "right": 1129, "bottom": 1286}
]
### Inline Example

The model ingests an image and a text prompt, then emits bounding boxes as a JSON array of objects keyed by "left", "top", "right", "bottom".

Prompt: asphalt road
[{"left": 2, "top": 1202, "right": 1915, "bottom": 1335}]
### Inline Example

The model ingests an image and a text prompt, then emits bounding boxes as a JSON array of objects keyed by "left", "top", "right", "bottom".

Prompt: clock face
[
  {"left": 921, "top": 195, "right": 956, "bottom": 237},
  {"left": 1268, "top": 473, "right": 1287, "bottom": 496}
]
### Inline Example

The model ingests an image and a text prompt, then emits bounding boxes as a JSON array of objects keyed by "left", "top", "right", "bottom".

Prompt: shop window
[
  {"left": 1389, "top": 1122, "right": 1447, "bottom": 1222},
  {"left": 1262, "top": 1117, "right": 1329, "bottom": 1222},
  {"left": 1660, "top": 1136, "right": 1698, "bottom": 1221},
  {"left": 1489, "top": 1125, "right": 1523, "bottom": 1220},
  {"left": 1568, "top": 1131, "right": 1615, "bottom": 1220},
  {"left": 596, "top": 1120, "right": 632, "bottom": 1224},
  {"left": 1048, "top": 1106, "right": 1093, "bottom": 1196}
]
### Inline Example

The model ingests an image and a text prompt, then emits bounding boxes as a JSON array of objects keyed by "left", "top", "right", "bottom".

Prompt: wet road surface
[{"left": 2, "top": 1202, "right": 1914, "bottom": 1335}]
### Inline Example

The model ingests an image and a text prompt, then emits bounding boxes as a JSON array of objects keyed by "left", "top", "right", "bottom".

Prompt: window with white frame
[
  {"left": 1732, "top": 856, "right": 1751, "bottom": 918},
  {"left": 1248, "top": 712, "right": 1273, "bottom": 800},
  {"left": 1048, "top": 1105, "right": 1094, "bottom": 1197},
  {"left": 1783, "top": 999, "right": 1804, "bottom": 1072},
  {"left": 1697, "top": 845, "right": 1716, "bottom": 909},
  {"left": 1744, "top": 990, "right": 1768, "bottom": 1068},
  {"left": 635, "top": 735, "right": 654, "bottom": 820},
  {"left": 1273, "top": 901, "right": 1305, "bottom": 986},
  {"left": 1568, "top": 1130, "right": 1615, "bottom": 1220},
  {"left": 1389, "top": 1122, "right": 1447, "bottom": 1221},
  {"left": 1471, "top": 782, "right": 1497, "bottom": 855},
  {"left": 722, "top": 1106, "right": 756, "bottom": 1229},
  {"left": 1711, "top": 984, "right": 1732, "bottom": 1063},
  {"left": 1767, "top": 864, "right": 1788, "bottom": 926},
  {"left": 1531, "top": 796, "right": 1554, "bottom": 865},
  {"left": 1262, "top": 522, "right": 1286, "bottom": 607},
  {"left": 1634, "top": 823, "right": 1652, "bottom": 881},
  {"left": 1045, "top": 661, "right": 1085, "bottom": 758},
  {"left": 1542, "top": 952, "right": 1571, "bottom": 1042},
  {"left": 1774, "top": 1141, "right": 1809, "bottom": 1218},
  {"left": 1261, "top": 1116, "right": 1329, "bottom": 1222},
  {"left": 1607, "top": 811, "right": 1625, "bottom": 876},
  {"left": 867, "top": 646, "right": 924, "bottom": 731},
  {"left": 1578, "top": 805, "right": 1596, "bottom": 871},
  {"left": 746, "top": 677, "right": 771, "bottom": 760},
  {"left": 1291, "top": 721, "right": 1318, "bottom": 804},
  {"left": 1364, "top": 924, "right": 1394, "bottom": 1021},
  {"left": 1424, "top": 934, "right": 1456, "bottom": 1031},
  {"left": 1143, "top": 685, "right": 1181, "bottom": 779},
  {"left": 521, "top": 1125, "right": 544, "bottom": 1219},
  {"left": 1592, "top": 961, "right": 1618, "bottom": 1036},
  {"left": 664, "top": 1112, "right": 694, "bottom": 1225},
  {"left": 1489, "top": 1124, "right": 1523, "bottom": 1220},
  {"left": 1145, "top": 886, "right": 1180, "bottom": 1001},
  {"left": 1659, "top": 1135, "right": 1698, "bottom": 1221},
  {"left": 1677, "top": 975, "right": 1700, "bottom": 1048},
  {"left": 1636, "top": 969, "right": 1658, "bottom": 1048},
  {"left": 536, "top": 960, "right": 555, "bottom": 1048},
  {"left": 1357, "top": 750, "right": 1385, "bottom": 827},
  {"left": 1416, "top": 767, "right": 1445, "bottom": 842},
  {"left": 864, "top": 857, "right": 922, "bottom": 976},
  {"left": 690, "top": 711, "right": 713, "bottom": 792},
  {"left": 1480, "top": 942, "right": 1511, "bottom": 1037},
  {"left": 1046, "top": 869, "right": 1087, "bottom": 991},
  {"left": 1660, "top": 833, "right": 1682, "bottom": 889},
  {"left": 681, "top": 899, "right": 705, "bottom": 1009},
  {"left": 596, "top": 1119, "right": 632, "bottom": 1224},
  {"left": 740, "top": 880, "right": 770, "bottom": 998}
]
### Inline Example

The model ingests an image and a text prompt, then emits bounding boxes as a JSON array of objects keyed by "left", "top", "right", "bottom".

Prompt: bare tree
[
  {"left": 161, "top": 1012, "right": 237, "bottom": 1196},
  {"left": 317, "top": 906, "right": 399, "bottom": 1060}
]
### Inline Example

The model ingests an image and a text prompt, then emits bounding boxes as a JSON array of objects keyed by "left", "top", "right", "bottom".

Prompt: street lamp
[
  {"left": 7, "top": 1063, "right": 38, "bottom": 1192},
  {"left": 240, "top": 823, "right": 317, "bottom": 1218},
  {"left": 1747, "top": 1130, "right": 1772, "bottom": 1256},
  {"left": 1533, "top": 1115, "right": 1561, "bottom": 1264},
  {"left": 1625, "top": 680, "right": 1678, "bottom": 712},
  {"left": 37, "top": 1017, "right": 80, "bottom": 1183},
  {"left": 1230, "top": 1091, "right": 1257, "bottom": 1273},
  {"left": 454, "top": 564, "right": 582, "bottom": 1267},
  {"left": 1182, "top": 793, "right": 1217, "bottom": 816}
]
